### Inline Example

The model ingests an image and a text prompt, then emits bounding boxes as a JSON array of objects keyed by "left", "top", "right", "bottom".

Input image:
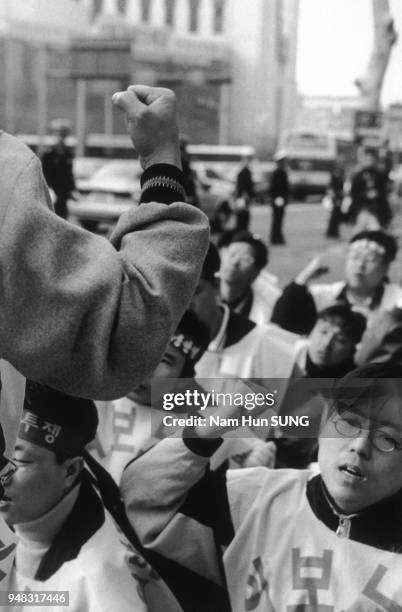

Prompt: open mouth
[{"left": 339, "top": 464, "right": 366, "bottom": 482}]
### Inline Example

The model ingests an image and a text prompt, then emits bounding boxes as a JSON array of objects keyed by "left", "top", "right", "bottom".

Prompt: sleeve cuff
[
  {"left": 183, "top": 428, "right": 223, "bottom": 457},
  {"left": 140, "top": 164, "right": 187, "bottom": 205}
]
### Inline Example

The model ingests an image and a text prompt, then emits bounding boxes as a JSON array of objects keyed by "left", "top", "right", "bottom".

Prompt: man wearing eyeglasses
[
  {"left": 122, "top": 362, "right": 402, "bottom": 610},
  {"left": 318, "top": 365, "right": 402, "bottom": 524},
  {"left": 271, "top": 229, "right": 402, "bottom": 336}
]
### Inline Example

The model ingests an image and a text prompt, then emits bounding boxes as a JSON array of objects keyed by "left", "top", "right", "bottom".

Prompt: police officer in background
[
  {"left": 325, "top": 160, "right": 345, "bottom": 239},
  {"left": 42, "top": 119, "right": 76, "bottom": 219},
  {"left": 234, "top": 156, "right": 255, "bottom": 233},
  {"left": 236, "top": 156, "right": 255, "bottom": 205},
  {"left": 179, "top": 135, "right": 199, "bottom": 207},
  {"left": 349, "top": 149, "right": 392, "bottom": 229},
  {"left": 269, "top": 150, "right": 290, "bottom": 245}
]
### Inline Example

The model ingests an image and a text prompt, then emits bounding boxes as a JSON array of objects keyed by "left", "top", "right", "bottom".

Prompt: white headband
[{"left": 348, "top": 239, "right": 386, "bottom": 258}]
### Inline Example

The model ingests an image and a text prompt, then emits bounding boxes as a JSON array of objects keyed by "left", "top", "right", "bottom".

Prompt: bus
[
  {"left": 276, "top": 129, "right": 338, "bottom": 198},
  {"left": 186, "top": 144, "right": 256, "bottom": 183},
  {"left": 187, "top": 144, "right": 255, "bottom": 163}
]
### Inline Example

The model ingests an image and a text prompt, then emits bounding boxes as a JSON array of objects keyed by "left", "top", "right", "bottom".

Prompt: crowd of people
[
  {"left": 0, "top": 84, "right": 401, "bottom": 611},
  {"left": 212, "top": 138, "right": 395, "bottom": 246}
]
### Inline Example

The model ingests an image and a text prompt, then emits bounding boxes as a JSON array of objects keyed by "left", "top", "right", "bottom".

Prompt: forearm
[
  {"left": 0, "top": 152, "right": 209, "bottom": 399},
  {"left": 121, "top": 435, "right": 233, "bottom": 584}
]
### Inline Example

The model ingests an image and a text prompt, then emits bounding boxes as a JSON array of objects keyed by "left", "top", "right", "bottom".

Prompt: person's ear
[{"left": 64, "top": 457, "right": 83, "bottom": 486}]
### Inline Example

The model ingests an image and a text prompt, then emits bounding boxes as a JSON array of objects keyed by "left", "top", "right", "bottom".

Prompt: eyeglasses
[
  {"left": 347, "top": 240, "right": 386, "bottom": 263},
  {"left": 0, "top": 459, "right": 17, "bottom": 487},
  {"left": 224, "top": 249, "right": 255, "bottom": 267},
  {"left": 347, "top": 251, "right": 383, "bottom": 264},
  {"left": 334, "top": 415, "right": 402, "bottom": 453}
]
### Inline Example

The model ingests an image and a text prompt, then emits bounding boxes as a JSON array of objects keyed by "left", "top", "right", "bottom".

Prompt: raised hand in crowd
[
  {"left": 113, "top": 85, "right": 181, "bottom": 169},
  {"left": 295, "top": 255, "right": 330, "bottom": 285}
]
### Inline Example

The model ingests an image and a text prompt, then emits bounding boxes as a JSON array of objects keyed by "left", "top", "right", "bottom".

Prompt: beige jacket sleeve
[{"left": 0, "top": 133, "right": 209, "bottom": 399}]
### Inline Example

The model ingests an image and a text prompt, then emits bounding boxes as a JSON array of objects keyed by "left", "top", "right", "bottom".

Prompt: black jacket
[
  {"left": 270, "top": 167, "right": 290, "bottom": 201},
  {"left": 42, "top": 145, "right": 75, "bottom": 195}
]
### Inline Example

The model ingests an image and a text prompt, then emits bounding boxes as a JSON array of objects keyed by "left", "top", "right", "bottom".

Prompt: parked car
[
  {"left": 192, "top": 162, "right": 235, "bottom": 216},
  {"left": 193, "top": 160, "right": 274, "bottom": 204},
  {"left": 69, "top": 157, "right": 236, "bottom": 232},
  {"left": 73, "top": 157, "right": 105, "bottom": 182},
  {"left": 193, "top": 162, "right": 235, "bottom": 190},
  {"left": 68, "top": 159, "right": 142, "bottom": 232}
]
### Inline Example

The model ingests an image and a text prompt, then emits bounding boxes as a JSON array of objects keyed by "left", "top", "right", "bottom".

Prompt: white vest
[{"left": 225, "top": 468, "right": 402, "bottom": 611}]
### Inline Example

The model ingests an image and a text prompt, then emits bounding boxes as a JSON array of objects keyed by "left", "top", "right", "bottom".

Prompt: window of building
[
  {"left": 165, "top": 0, "right": 176, "bottom": 26},
  {"left": 189, "top": 0, "right": 201, "bottom": 32},
  {"left": 141, "top": 0, "right": 152, "bottom": 22},
  {"left": 91, "top": 0, "right": 103, "bottom": 21},
  {"left": 117, "top": 0, "right": 128, "bottom": 13},
  {"left": 212, "top": 0, "right": 225, "bottom": 33}
]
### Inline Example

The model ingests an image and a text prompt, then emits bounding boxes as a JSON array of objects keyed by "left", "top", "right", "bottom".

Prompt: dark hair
[
  {"left": 227, "top": 231, "right": 269, "bottom": 271},
  {"left": 175, "top": 310, "right": 210, "bottom": 354},
  {"left": 328, "top": 362, "right": 402, "bottom": 416},
  {"left": 349, "top": 230, "right": 398, "bottom": 263},
  {"left": 201, "top": 242, "right": 220, "bottom": 283},
  {"left": 54, "top": 450, "right": 81, "bottom": 465},
  {"left": 316, "top": 303, "right": 367, "bottom": 344},
  {"left": 216, "top": 200, "right": 231, "bottom": 216},
  {"left": 235, "top": 210, "right": 250, "bottom": 233}
]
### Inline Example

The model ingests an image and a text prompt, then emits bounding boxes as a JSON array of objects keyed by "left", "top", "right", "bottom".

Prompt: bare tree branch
[{"left": 355, "top": 0, "right": 397, "bottom": 110}]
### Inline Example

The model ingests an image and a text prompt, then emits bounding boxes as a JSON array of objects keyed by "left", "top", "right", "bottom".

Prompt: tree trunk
[{"left": 355, "top": 0, "right": 397, "bottom": 111}]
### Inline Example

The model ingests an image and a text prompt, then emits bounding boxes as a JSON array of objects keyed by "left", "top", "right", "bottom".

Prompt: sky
[{"left": 297, "top": 0, "right": 402, "bottom": 104}]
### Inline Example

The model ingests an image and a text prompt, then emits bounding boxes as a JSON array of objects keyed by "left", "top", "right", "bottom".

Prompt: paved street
[
  {"left": 249, "top": 202, "right": 402, "bottom": 287},
  {"left": 78, "top": 199, "right": 402, "bottom": 290}
]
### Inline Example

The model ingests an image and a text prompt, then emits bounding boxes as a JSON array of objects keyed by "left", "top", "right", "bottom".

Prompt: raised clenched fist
[{"left": 112, "top": 85, "right": 181, "bottom": 170}]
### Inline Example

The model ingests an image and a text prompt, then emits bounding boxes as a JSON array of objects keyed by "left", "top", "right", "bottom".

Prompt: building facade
[
  {"left": 110, "top": 0, "right": 300, "bottom": 152},
  {"left": 220, "top": 0, "right": 299, "bottom": 153},
  {"left": 0, "top": 0, "right": 300, "bottom": 154},
  {"left": 0, "top": 0, "right": 91, "bottom": 134}
]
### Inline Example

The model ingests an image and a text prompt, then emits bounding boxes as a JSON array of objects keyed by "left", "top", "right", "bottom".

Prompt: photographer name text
[{"left": 162, "top": 414, "right": 310, "bottom": 428}]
